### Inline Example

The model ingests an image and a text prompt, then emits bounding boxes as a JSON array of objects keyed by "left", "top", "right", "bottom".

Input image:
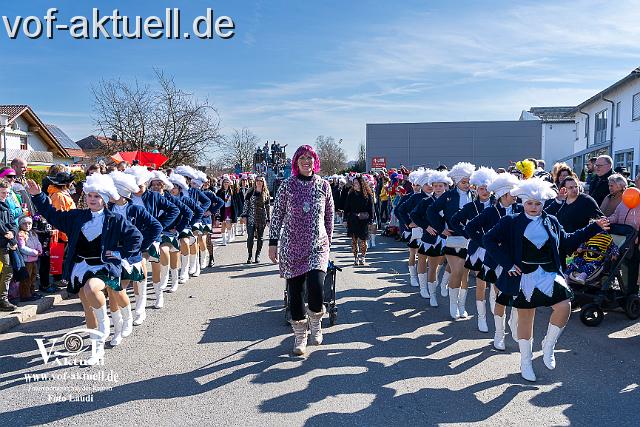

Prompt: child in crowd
[
  {"left": 565, "top": 232, "right": 619, "bottom": 284},
  {"left": 17, "top": 216, "right": 42, "bottom": 302}
]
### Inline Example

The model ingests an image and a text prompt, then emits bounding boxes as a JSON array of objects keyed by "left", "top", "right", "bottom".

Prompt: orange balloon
[{"left": 622, "top": 187, "right": 640, "bottom": 209}]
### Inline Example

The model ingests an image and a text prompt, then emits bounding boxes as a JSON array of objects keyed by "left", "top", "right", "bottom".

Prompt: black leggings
[
  {"left": 288, "top": 269, "right": 326, "bottom": 321},
  {"left": 247, "top": 224, "right": 265, "bottom": 257}
]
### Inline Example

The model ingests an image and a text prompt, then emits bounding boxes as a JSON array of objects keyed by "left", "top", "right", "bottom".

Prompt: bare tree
[
  {"left": 355, "top": 141, "right": 366, "bottom": 172},
  {"left": 315, "top": 135, "right": 346, "bottom": 174},
  {"left": 91, "top": 69, "right": 222, "bottom": 166},
  {"left": 216, "top": 128, "right": 260, "bottom": 172}
]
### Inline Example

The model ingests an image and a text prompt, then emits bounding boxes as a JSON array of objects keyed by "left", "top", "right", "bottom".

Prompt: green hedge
[{"left": 25, "top": 170, "right": 86, "bottom": 185}]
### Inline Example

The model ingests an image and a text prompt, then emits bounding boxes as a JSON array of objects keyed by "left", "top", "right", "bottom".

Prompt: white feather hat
[
  {"left": 84, "top": 173, "right": 120, "bottom": 203},
  {"left": 191, "top": 170, "right": 208, "bottom": 188},
  {"left": 148, "top": 171, "right": 174, "bottom": 191},
  {"left": 510, "top": 177, "right": 557, "bottom": 202},
  {"left": 488, "top": 173, "right": 521, "bottom": 198},
  {"left": 470, "top": 167, "right": 498, "bottom": 188},
  {"left": 110, "top": 171, "right": 140, "bottom": 199},
  {"left": 416, "top": 169, "right": 435, "bottom": 187},
  {"left": 487, "top": 172, "right": 520, "bottom": 198},
  {"left": 125, "top": 166, "right": 152, "bottom": 187},
  {"left": 428, "top": 170, "right": 453, "bottom": 186},
  {"left": 168, "top": 173, "right": 189, "bottom": 191},
  {"left": 175, "top": 165, "right": 199, "bottom": 180},
  {"left": 448, "top": 162, "right": 476, "bottom": 182},
  {"left": 407, "top": 168, "right": 425, "bottom": 185}
]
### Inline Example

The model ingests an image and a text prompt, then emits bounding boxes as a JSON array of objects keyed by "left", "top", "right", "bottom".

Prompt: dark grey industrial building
[{"left": 366, "top": 120, "right": 542, "bottom": 170}]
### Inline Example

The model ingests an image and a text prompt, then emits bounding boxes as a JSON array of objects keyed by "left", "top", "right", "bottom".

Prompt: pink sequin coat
[{"left": 269, "top": 175, "right": 335, "bottom": 279}]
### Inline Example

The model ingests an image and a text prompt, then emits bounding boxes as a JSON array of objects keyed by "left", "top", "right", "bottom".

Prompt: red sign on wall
[{"left": 371, "top": 157, "right": 386, "bottom": 168}]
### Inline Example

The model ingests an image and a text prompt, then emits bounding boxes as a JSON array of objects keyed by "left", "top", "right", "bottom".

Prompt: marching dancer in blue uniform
[
  {"left": 466, "top": 173, "right": 522, "bottom": 349},
  {"left": 395, "top": 169, "right": 430, "bottom": 290},
  {"left": 108, "top": 171, "right": 162, "bottom": 342},
  {"left": 451, "top": 167, "right": 497, "bottom": 332},
  {"left": 201, "top": 177, "right": 224, "bottom": 268},
  {"left": 410, "top": 170, "right": 452, "bottom": 307},
  {"left": 427, "top": 162, "right": 476, "bottom": 319},
  {"left": 27, "top": 175, "right": 142, "bottom": 365},
  {"left": 483, "top": 177, "right": 609, "bottom": 381}
]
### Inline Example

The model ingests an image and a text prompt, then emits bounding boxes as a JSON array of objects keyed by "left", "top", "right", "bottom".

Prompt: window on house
[
  {"left": 616, "top": 101, "right": 621, "bottom": 127},
  {"left": 633, "top": 92, "right": 640, "bottom": 121},
  {"left": 19, "top": 136, "right": 28, "bottom": 150},
  {"left": 594, "top": 109, "right": 607, "bottom": 145},
  {"left": 615, "top": 149, "right": 634, "bottom": 171},
  {"left": 585, "top": 115, "right": 589, "bottom": 139},
  {"left": 574, "top": 122, "right": 579, "bottom": 140}
]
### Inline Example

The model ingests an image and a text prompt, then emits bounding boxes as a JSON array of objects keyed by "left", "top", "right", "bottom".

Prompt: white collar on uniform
[
  {"left": 523, "top": 214, "right": 548, "bottom": 249},
  {"left": 83, "top": 209, "right": 105, "bottom": 241}
]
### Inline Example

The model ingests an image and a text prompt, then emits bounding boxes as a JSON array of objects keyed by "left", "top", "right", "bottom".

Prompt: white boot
[
  {"left": 188, "top": 254, "right": 198, "bottom": 276},
  {"left": 489, "top": 285, "right": 497, "bottom": 315},
  {"left": 93, "top": 305, "right": 110, "bottom": 343},
  {"left": 448, "top": 287, "right": 460, "bottom": 319},
  {"left": 493, "top": 315, "right": 506, "bottom": 350},
  {"left": 86, "top": 332, "right": 105, "bottom": 366},
  {"left": 428, "top": 282, "right": 439, "bottom": 307},
  {"left": 291, "top": 319, "right": 308, "bottom": 356},
  {"left": 153, "top": 282, "right": 164, "bottom": 309},
  {"left": 307, "top": 306, "right": 326, "bottom": 345},
  {"left": 133, "top": 281, "right": 147, "bottom": 326},
  {"left": 418, "top": 273, "right": 430, "bottom": 298},
  {"left": 121, "top": 304, "right": 133, "bottom": 338},
  {"left": 508, "top": 308, "right": 519, "bottom": 342},
  {"left": 222, "top": 232, "right": 228, "bottom": 246},
  {"left": 457, "top": 288, "right": 468, "bottom": 318},
  {"left": 193, "top": 253, "right": 201, "bottom": 277},
  {"left": 200, "top": 249, "right": 209, "bottom": 269},
  {"left": 179, "top": 255, "right": 190, "bottom": 283},
  {"left": 541, "top": 323, "right": 564, "bottom": 370},
  {"left": 110, "top": 310, "right": 123, "bottom": 346},
  {"left": 408, "top": 265, "right": 419, "bottom": 287},
  {"left": 169, "top": 269, "right": 180, "bottom": 293},
  {"left": 476, "top": 300, "right": 489, "bottom": 332},
  {"left": 370, "top": 234, "right": 376, "bottom": 248},
  {"left": 518, "top": 339, "right": 536, "bottom": 382},
  {"left": 440, "top": 271, "right": 451, "bottom": 297},
  {"left": 159, "top": 264, "right": 170, "bottom": 291}
]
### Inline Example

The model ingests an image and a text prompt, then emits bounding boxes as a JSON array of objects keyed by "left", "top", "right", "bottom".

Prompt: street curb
[{"left": 0, "top": 290, "right": 70, "bottom": 334}]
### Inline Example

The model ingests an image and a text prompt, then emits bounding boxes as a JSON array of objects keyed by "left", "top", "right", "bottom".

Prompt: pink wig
[{"left": 292, "top": 145, "right": 321, "bottom": 176}]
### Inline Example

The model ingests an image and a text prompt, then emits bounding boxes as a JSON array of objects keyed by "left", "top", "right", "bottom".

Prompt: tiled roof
[
  {"left": 45, "top": 124, "right": 82, "bottom": 150},
  {"left": 0, "top": 105, "right": 29, "bottom": 122},
  {"left": 76, "top": 135, "right": 117, "bottom": 150},
  {"left": 528, "top": 106, "right": 576, "bottom": 122}
]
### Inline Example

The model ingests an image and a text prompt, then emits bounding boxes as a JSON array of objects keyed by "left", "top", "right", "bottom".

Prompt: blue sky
[{"left": 1, "top": 0, "right": 639, "bottom": 159}]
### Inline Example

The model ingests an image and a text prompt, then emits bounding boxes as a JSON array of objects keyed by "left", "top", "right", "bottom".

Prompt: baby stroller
[
  {"left": 284, "top": 261, "right": 341, "bottom": 326},
  {"left": 567, "top": 224, "right": 640, "bottom": 326}
]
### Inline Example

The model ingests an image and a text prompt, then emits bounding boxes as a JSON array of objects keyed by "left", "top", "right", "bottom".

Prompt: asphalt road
[{"left": 1, "top": 226, "right": 639, "bottom": 426}]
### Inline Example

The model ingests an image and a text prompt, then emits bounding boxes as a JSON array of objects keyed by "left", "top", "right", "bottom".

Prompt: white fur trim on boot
[
  {"left": 489, "top": 284, "right": 497, "bottom": 315},
  {"left": 418, "top": 273, "right": 430, "bottom": 298},
  {"left": 518, "top": 338, "right": 536, "bottom": 382},
  {"left": 133, "top": 281, "right": 147, "bottom": 326},
  {"left": 541, "top": 323, "right": 564, "bottom": 370},
  {"left": 440, "top": 271, "right": 451, "bottom": 297},
  {"left": 457, "top": 288, "right": 468, "bottom": 318},
  {"left": 428, "top": 282, "right": 439, "bottom": 307},
  {"left": 476, "top": 300, "right": 488, "bottom": 332},
  {"left": 159, "top": 264, "right": 170, "bottom": 290},
  {"left": 121, "top": 304, "right": 133, "bottom": 337},
  {"left": 508, "top": 308, "right": 519, "bottom": 342},
  {"left": 493, "top": 315, "right": 506, "bottom": 350},
  {"left": 408, "top": 265, "right": 419, "bottom": 287},
  {"left": 291, "top": 319, "right": 308, "bottom": 356},
  {"left": 169, "top": 269, "right": 180, "bottom": 293},
  {"left": 448, "top": 287, "right": 460, "bottom": 319},
  {"left": 179, "top": 255, "right": 190, "bottom": 283},
  {"left": 93, "top": 305, "right": 110, "bottom": 343},
  {"left": 153, "top": 282, "right": 164, "bottom": 309},
  {"left": 307, "top": 306, "right": 326, "bottom": 345},
  {"left": 110, "top": 309, "right": 123, "bottom": 347}
]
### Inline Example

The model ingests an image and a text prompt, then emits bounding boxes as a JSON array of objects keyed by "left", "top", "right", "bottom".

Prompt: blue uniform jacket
[
  {"left": 188, "top": 188, "right": 212, "bottom": 213},
  {"left": 465, "top": 203, "right": 523, "bottom": 269},
  {"left": 179, "top": 194, "right": 205, "bottom": 226},
  {"left": 427, "top": 188, "right": 476, "bottom": 236},
  {"left": 450, "top": 197, "right": 496, "bottom": 254},
  {"left": 32, "top": 192, "right": 142, "bottom": 285},
  {"left": 395, "top": 193, "right": 413, "bottom": 234},
  {"left": 395, "top": 192, "right": 428, "bottom": 227},
  {"left": 164, "top": 194, "right": 194, "bottom": 232},
  {"left": 108, "top": 203, "right": 162, "bottom": 257},
  {"left": 409, "top": 195, "right": 443, "bottom": 245},
  {"left": 141, "top": 190, "right": 179, "bottom": 231},
  {"left": 482, "top": 211, "right": 602, "bottom": 296},
  {"left": 202, "top": 190, "right": 224, "bottom": 224}
]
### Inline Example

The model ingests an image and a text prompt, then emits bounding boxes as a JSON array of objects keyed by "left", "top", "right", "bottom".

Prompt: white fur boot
[
  {"left": 408, "top": 265, "right": 419, "bottom": 287},
  {"left": 518, "top": 339, "right": 536, "bottom": 382},
  {"left": 440, "top": 270, "right": 451, "bottom": 297},
  {"left": 448, "top": 287, "right": 460, "bottom": 319},
  {"left": 159, "top": 264, "right": 170, "bottom": 291},
  {"left": 133, "top": 281, "right": 147, "bottom": 326},
  {"left": 110, "top": 309, "right": 123, "bottom": 346},
  {"left": 541, "top": 323, "right": 565, "bottom": 370},
  {"left": 476, "top": 300, "right": 488, "bottom": 332},
  {"left": 121, "top": 304, "right": 133, "bottom": 337},
  {"left": 493, "top": 315, "right": 506, "bottom": 350},
  {"left": 428, "top": 282, "right": 439, "bottom": 307},
  {"left": 179, "top": 255, "right": 190, "bottom": 283},
  {"left": 169, "top": 268, "right": 180, "bottom": 293},
  {"left": 153, "top": 282, "right": 164, "bottom": 309},
  {"left": 418, "top": 273, "right": 430, "bottom": 299},
  {"left": 457, "top": 288, "right": 468, "bottom": 318}
]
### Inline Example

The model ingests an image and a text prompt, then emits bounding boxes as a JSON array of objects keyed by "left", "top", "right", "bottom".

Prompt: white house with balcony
[
  {"left": 0, "top": 105, "right": 72, "bottom": 165},
  {"left": 559, "top": 67, "right": 640, "bottom": 177},
  {"left": 519, "top": 106, "right": 576, "bottom": 168}
]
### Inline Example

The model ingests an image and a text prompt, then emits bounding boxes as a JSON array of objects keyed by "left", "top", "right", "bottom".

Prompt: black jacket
[
  {"left": 544, "top": 193, "right": 603, "bottom": 233},
  {"left": 589, "top": 169, "right": 613, "bottom": 206},
  {"left": 426, "top": 188, "right": 475, "bottom": 236}
]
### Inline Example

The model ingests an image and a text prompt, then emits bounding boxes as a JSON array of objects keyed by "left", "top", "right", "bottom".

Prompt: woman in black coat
[
  {"left": 344, "top": 176, "right": 375, "bottom": 266},
  {"left": 544, "top": 176, "right": 603, "bottom": 233},
  {"left": 216, "top": 177, "right": 237, "bottom": 245}
]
